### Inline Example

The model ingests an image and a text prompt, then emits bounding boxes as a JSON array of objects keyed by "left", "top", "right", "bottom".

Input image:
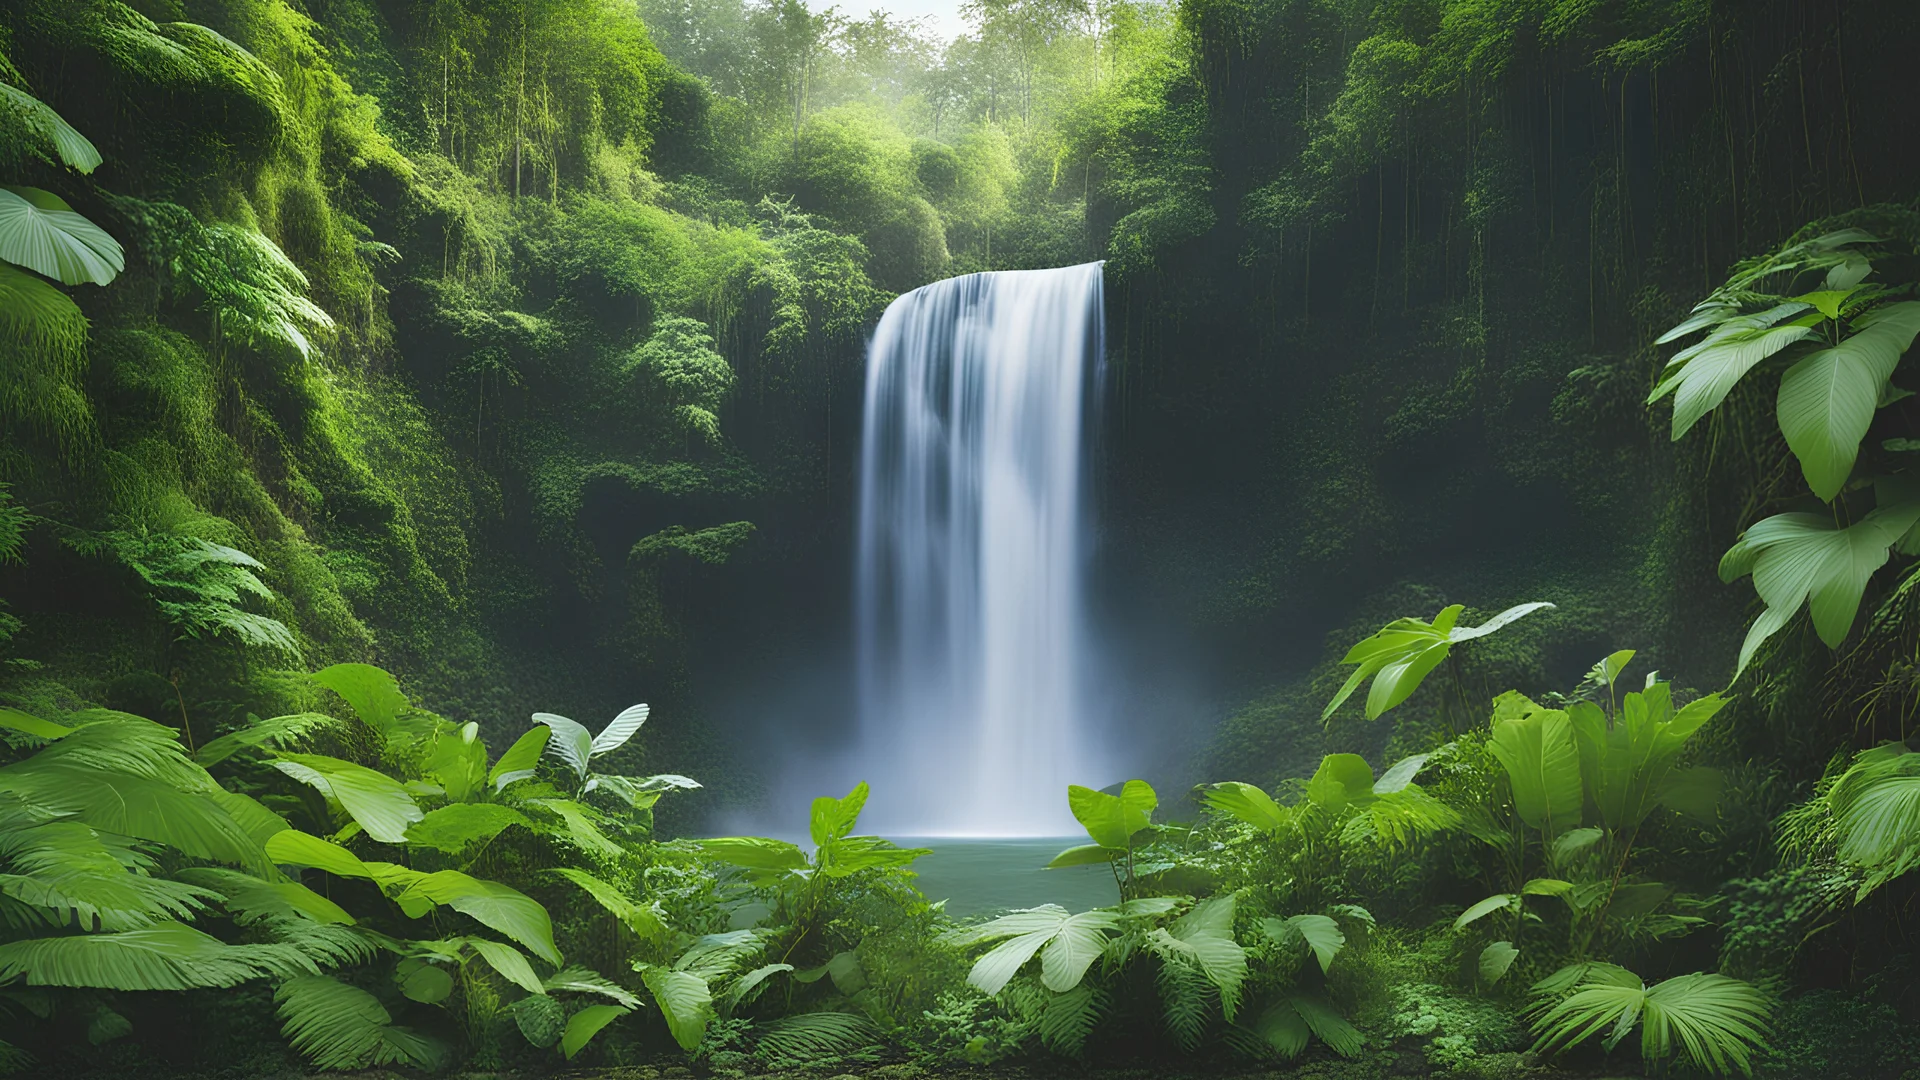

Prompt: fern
[
  {"left": 1153, "top": 949, "right": 1214, "bottom": 1051},
  {"left": 61, "top": 529, "right": 299, "bottom": 657},
  {"left": 1036, "top": 984, "right": 1105, "bottom": 1056},
  {"left": 274, "top": 974, "right": 445, "bottom": 1070},
  {"left": 101, "top": 195, "right": 332, "bottom": 360},
  {"left": 754, "top": 1012, "right": 883, "bottom": 1067}
]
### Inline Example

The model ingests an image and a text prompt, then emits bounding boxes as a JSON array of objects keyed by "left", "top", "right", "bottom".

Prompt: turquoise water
[{"left": 904, "top": 837, "right": 1118, "bottom": 916}]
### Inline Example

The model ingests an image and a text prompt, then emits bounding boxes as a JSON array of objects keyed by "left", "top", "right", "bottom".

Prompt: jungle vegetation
[{"left": 1, "top": 0, "right": 1919, "bottom": 1076}]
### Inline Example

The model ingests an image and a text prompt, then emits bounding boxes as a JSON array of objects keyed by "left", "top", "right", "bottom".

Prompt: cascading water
[{"left": 853, "top": 262, "right": 1107, "bottom": 836}]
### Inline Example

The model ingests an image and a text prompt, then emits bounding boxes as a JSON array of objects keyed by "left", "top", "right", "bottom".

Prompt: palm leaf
[
  {"left": 0, "top": 922, "right": 311, "bottom": 990},
  {"left": 1827, "top": 746, "right": 1920, "bottom": 897},
  {"left": 274, "top": 973, "right": 444, "bottom": 1070},
  {"left": 756, "top": 1012, "right": 882, "bottom": 1066}
]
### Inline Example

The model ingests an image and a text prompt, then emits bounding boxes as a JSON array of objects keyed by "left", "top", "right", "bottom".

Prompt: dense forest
[{"left": 2, "top": 0, "right": 1919, "bottom": 1075}]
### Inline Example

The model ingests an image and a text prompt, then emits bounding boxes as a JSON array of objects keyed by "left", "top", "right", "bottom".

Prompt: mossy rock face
[{"left": 11, "top": 0, "right": 290, "bottom": 181}]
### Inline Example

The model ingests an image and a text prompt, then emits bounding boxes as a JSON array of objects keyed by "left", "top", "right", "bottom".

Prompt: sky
[{"left": 825, "top": 0, "right": 967, "bottom": 41}]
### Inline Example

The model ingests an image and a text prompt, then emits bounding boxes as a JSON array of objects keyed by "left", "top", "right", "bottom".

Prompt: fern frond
[
  {"left": 195, "top": 713, "right": 339, "bottom": 767},
  {"left": 1037, "top": 984, "right": 1106, "bottom": 1057},
  {"left": 274, "top": 974, "right": 444, "bottom": 1070},
  {"left": 1153, "top": 948, "right": 1214, "bottom": 1051},
  {"left": 755, "top": 1012, "right": 883, "bottom": 1067}
]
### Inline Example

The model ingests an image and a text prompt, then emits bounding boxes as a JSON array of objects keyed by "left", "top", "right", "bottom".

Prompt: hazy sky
[{"left": 826, "top": 0, "right": 967, "bottom": 41}]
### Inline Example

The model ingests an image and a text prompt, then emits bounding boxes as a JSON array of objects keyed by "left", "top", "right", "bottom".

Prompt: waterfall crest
[{"left": 853, "top": 262, "right": 1106, "bottom": 836}]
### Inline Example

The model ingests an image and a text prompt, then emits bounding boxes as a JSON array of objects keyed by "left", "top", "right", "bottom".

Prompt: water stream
[{"left": 852, "top": 262, "right": 1108, "bottom": 837}]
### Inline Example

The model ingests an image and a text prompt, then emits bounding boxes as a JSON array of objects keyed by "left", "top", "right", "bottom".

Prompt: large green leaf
[
  {"left": 1649, "top": 301, "right": 1814, "bottom": 438},
  {"left": 526, "top": 798, "right": 622, "bottom": 859},
  {"left": 0, "top": 820, "right": 217, "bottom": 931},
  {"left": 1486, "top": 693, "right": 1582, "bottom": 835},
  {"left": 265, "top": 830, "right": 373, "bottom": 880},
  {"left": 810, "top": 781, "right": 869, "bottom": 846},
  {"left": 0, "top": 84, "right": 102, "bottom": 173},
  {"left": 1167, "top": 896, "right": 1246, "bottom": 1019},
  {"left": 1046, "top": 843, "right": 1117, "bottom": 868},
  {"left": 405, "top": 803, "right": 532, "bottom": 853},
  {"left": 1719, "top": 495, "right": 1920, "bottom": 677},
  {"left": 1039, "top": 910, "right": 1123, "bottom": 993},
  {"left": 1306, "top": 754, "right": 1375, "bottom": 809},
  {"left": 1568, "top": 684, "right": 1726, "bottom": 830},
  {"left": 561, "top": 1004, "right": 630, "bottom": 1059},
  {"left": 0, "top": 707, "right": 71, "bottom": 740},
  {"left": 816, "top": 833, "right": 931, "bottom": 876},
  {"left": 488, "top": 725, "right": 550, "bottom": 792},
  {"left": 393, "top": 871, "right": 560, "bottom": 965},
  {"left": 0, "top": 186, "right": 123, "bottom": 286},
  {"left": 1067, "top": 780, "right": 1156, "bottom": 849},
  {"left": 532, "top": 713, "right": 594, "bottom": 781},
  {"left": 949, "top": 904, "right": 1121, "bottom": 995},
  {"left": 466, "top": 937, "right": 543, "bottom": 993},
  {"left": 641, "top": 965, "right": 713, "bottom": 1052},
  {"left": 1262, "top": 913, "right": 1344, "bottom": 973},
  {"left": 1324, "top": 603, "right": 1553, "bottom": 720},
  {"left": 1480, "top": 941, "right": 1520, "bottom": 984},
  {"left": 699, "top": 835, "right": 808, "bottom": 871},
  {"left": 1778, "top": 302, "right": 1920, "bottom": 500},
  {"left": 176, "top": 868, "right": 354, "bottom": 927},
  {"left": 310, "top": 664, "right": 407, "bottom": 738},
  {"left": 1531, "top": 966, "right": 1769, "bottom": 1076},
  {"left": 1202, "top": 782, "right": 1288, "bottom": 831},
  {"left": 271, "top": 753, "right": 422, "bottom": 845}
]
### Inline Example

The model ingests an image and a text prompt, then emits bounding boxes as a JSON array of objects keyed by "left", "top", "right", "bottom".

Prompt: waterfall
[{"left": 853, "top": 262, "right": 1106, "bottom": 836}]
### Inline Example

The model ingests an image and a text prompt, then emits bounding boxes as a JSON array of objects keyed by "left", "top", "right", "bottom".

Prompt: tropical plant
[
  {"left": 59, "top": 528, "right": 300, "bottom": 659},
  {"left": 1447, "top": 654, "right": 1730, "bottom": 985},
  {"left": 0, "top": 707, "right": 356, "bottom": 1068},
  {"left": 1322, "top": 601, "right": 1554, "bottom": 721},
  {"left": 1528, "top": 963, "right": 1771, "bottom": 1075},
  {"left": 696, "top": 783, "right": 930, "bottom": 1052},
  {"left": 1652, "top": 226, "right": 1920, "bottom": 678},
  {"left": 1045, "top": 779, "right": 1159, "bottom": 895},
  {"left": 0, "top": 80, "right": 120, "bottom": 440},
  {"left": 192, "top": 663, "right": 699, "bottom": 1067},
  {"left": 1815, "top": 743, "right": 1920, "bottom": 900}
]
